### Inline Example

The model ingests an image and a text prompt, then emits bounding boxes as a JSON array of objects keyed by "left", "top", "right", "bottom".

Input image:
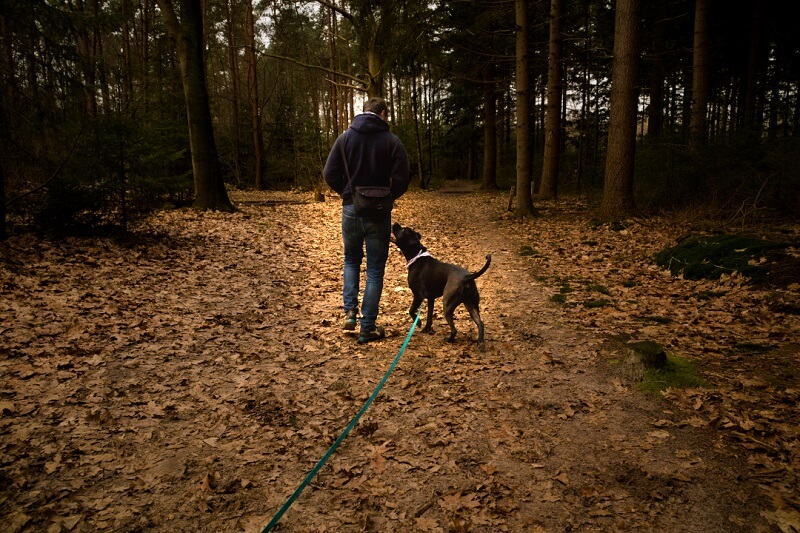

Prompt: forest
[
  {"left": 2, "top": 0, "right": 800, "bottom": 235},
  {"left": 1, "top": 0, "right": 800, "bottom": 531}
]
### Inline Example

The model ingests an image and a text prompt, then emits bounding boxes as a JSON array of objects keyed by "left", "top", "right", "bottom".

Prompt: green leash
[{"left": 262, "top": 311, "right": 422, "bottom": 532}]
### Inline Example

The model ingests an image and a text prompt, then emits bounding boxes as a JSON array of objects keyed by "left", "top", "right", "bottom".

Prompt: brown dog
[{"left": 391, "top": 222, "right": 490, "bottom": 345}]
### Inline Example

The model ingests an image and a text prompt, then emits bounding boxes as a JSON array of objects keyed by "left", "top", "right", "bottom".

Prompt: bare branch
[
  {"left": 306, "top": 0, "right": 354, "bottom": 23},
  {"left": 324, "top": 77, "right": 365, "bottom": 93},
  {"left": 264, "top": 52, "right": 367, "bottom": 89}
]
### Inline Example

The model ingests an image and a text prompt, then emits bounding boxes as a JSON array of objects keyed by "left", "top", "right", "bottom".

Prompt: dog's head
[{"left": 391, "top": 222, "right": 424, "bottom": 252}]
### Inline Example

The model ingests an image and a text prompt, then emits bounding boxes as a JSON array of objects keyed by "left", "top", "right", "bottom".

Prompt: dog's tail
[{"left": 466, "top": 254, "right": 492, "bottom": 281}]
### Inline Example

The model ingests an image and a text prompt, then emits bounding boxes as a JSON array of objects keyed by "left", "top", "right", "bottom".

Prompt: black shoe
[
  {"left": 343, "top": 309, "right": 358, "bottom": 331},
  {"left": 358, "top": 326, "right": 385, "bottom": 343}
]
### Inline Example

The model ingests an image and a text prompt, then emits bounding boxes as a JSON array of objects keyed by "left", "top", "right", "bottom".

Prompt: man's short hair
[{"left": 363, "top": 97, "right": 388, "bottom": 116}]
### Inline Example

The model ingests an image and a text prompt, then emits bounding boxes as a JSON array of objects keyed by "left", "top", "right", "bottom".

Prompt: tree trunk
[
  {"left": 577, "top": 0, "right": 591, "bottom": 192},
  {"left": 121, "top": 0, "right": 133, "bottom": 105},
  {"left": 689, "top": 0, "right": 710, "bottom": 152},
  {"left": 601, "top": 0, "right": 641, "bottom": 218},
  {"left": 366, "top": 46, "right": 384, "bottom": 98},
  {"left": 92, "top": 0, "right": 111, "bottom": 114},
  {"left": 74, "top": 0, "right": 97, "bottom": 117},
  {"left": 246, "top": 0, "right": 265, "bottom": 190},
  {"left": 481, "top": 68, "right": 498, "bottom": 190},
  {"left": 514, "top": 0, "right": 537, "bottom": 216},
  {"left": 156, "top": 0, "right": 234, "bottom": 211},
  {"left": 328, "top": 4, "right": 339, "bottom": 137},
  {"left": 539, "top": 0, "right": 563, "bottom": 200},
  {"left": 467, "top": 119, "right": 477, "bottom": 181},
  {"left": 426, "top": 61, "right": 435, "bottom": 187},
  {"left": 142, "top": 0, "right": 150, "bottom": 109},
  {"left": 225, "top": 0, "right": 241, "bottom": 184},
  {"left": 794, "top": 82, "right": 800, "bottom": 137},
  {"left": 647, "top": 0, "right": 666, "bottom": 140},
  {"left": 0, "top": 156, "right": 6, "bottom": 241},
  {"left": 411, "top": 69, "right": 425, "bottom": 188},
  {"left": 743, "top": 0, "right": 763, "bottom": 131}
]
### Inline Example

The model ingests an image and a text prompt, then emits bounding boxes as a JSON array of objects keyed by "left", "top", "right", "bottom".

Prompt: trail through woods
[{"left": 1, "top": 185, "right": 799, "bottom": 532}]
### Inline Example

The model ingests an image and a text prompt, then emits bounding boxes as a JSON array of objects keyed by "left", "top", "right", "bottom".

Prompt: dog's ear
[{"left": 414, "top": 231, "right": 422, "bottom": 240}]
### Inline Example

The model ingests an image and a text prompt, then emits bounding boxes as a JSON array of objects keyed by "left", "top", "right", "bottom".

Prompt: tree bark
[
  {"left": 689, "top": 0, "right": 710, "bottom": 152},
  {"left": 328, "top": 4, "right": 339, "bottom": 137},
  {"left": 539, "top": 0, "right": 563, "bottom": 200},
  {"left": 0, "top": 155, "right": 6, "bottom": 241},
  {"left": 120, "top": 0, "right": 133, "bottom": 105},
  {"left": 74, "top": 0, "right": 98, "bottom": 117},
  {"left": 743, "top": 0, "right": 763, "bottom": 131},
  {"left": 514, "top": 0, "right": 537, "bottom": 216},
  {"left": 601, "top": 0, "right": 641, "bottom": 218},
  {"left": 576, "top": 0, "right": 592, "bottom": 192},
  {"left": 411, "top": 69, "right": 425, "bottom": 188},
  {"left": 426, "top": 61, "right": 434, "bottom": 189},
  {"left": 366, "top": 46, "right": 384, "bottom": 98},
  {"left": 142, "top": 0, "right": 151, "bottom": 109},
  {"left": 92, "top": 0, "right": 111, "bottom": 115},
  {"left": 156, "top": 0, "right": 234, "bottom": 211},
  {"left": 246, "top": 0, "right": 265, "bottom": 190},
  {"left": 647, "top": 0, "right": 666, "bottom": 140},
  {"left": 224, "top": 0, "right": 241, "bottom": 184},
  {"left": 481, "top": 70, "right": 498, "bottom": 190}
]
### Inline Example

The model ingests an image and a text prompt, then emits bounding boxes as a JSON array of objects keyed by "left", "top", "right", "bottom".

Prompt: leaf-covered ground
[{"left": 1, "top": 184, "right": 798, "bottom": 532}]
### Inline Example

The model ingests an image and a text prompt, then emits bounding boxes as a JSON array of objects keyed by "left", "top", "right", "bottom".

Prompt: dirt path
[
  {"left": 0, "top": 187, "right": 794, "bottom": 532},
  {"left": 380, "top": 186, "right": 770, "bottom": 532}
]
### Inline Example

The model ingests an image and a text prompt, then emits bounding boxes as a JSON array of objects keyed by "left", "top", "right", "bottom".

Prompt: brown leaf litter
[{"left": 0, "top": 185, "right": 798, "bottom": 532}]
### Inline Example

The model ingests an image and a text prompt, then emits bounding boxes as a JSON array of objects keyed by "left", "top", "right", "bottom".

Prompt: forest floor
[{"left": 1, "top": 183, "right": 799, "bottom": 532}]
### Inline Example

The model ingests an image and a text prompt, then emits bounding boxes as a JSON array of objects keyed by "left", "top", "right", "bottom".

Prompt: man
[{"left": 323, "top": 97, "right": 410, "bottom": 343}]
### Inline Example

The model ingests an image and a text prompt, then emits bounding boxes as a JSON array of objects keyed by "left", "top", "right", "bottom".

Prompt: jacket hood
[{"left": 349, "top": 112, "right": 390, "bottom": 134}]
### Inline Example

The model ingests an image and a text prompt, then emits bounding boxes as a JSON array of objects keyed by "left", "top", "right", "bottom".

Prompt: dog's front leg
[
  {"left": 423, "top": 298, "right": 435, "bottom": 333},
  {"left": 409, "top": 293, "right": 424, "bottom": 322}
]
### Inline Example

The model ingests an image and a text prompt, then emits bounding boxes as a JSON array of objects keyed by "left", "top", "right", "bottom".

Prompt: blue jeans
[{"left": 341, "top": 204, "right": 391, "bottom": 333}]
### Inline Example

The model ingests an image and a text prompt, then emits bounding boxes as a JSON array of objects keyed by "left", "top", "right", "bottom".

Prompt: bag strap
[{"left": 338, "top": 134, "right": 354, "bottom": 190}]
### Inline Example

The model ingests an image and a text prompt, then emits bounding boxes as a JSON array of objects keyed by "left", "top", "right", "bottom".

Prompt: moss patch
[
  {"left": 638, "top": 354, "right": 710, "bottom": 395},
  {"left": 655, "top": 234, "right": 796, "bottom": 285}
]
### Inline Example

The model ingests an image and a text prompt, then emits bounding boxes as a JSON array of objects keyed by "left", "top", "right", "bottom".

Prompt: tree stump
[
  {"left": 621, "top": 340, "right": 667, "bottom": 382},
  {"left": 628, "top": 340, "right": 668, "bottom": 369}
]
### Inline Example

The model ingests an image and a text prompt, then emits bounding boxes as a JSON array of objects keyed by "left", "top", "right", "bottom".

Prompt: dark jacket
[{"left": 323, "top": 112, "right": 410, "bottom": 205}]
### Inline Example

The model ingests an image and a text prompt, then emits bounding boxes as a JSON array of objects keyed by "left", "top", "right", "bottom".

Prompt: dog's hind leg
[
  {"left": 443, "top": 301, "right": 459, "bottom": 342},
  {"left": 466, "top": 303, "right": 485, "bottom": 345}
]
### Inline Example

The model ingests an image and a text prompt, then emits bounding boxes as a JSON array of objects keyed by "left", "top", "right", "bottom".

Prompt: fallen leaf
[
  {"left": 552, "top": 472, "right": 570, "bottom": 485},
  {"left": 760, "top": 509, "right": 800, "bottom": 533}
]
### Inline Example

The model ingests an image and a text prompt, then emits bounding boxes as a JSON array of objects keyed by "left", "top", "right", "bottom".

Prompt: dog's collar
[{"left": 406, "top": 250, "right": 431, "bottom": 268}]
